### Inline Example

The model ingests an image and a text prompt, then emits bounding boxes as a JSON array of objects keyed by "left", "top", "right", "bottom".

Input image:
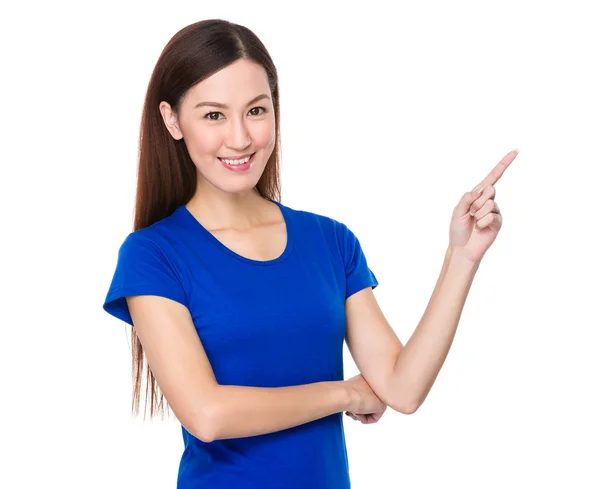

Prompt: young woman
[{"left": 103, "top": 18, "right": 518, "bottom": 489}]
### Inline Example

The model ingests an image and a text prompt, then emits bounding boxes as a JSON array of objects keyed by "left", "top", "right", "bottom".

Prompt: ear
[{"left": 159, "top": 101, "right": 183, "bottom": 140}]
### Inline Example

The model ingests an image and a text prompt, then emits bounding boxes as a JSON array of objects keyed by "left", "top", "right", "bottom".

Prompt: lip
[
  {"left": 218, "top": 152, "right": 255, "bottom": 161},
  {"left": 219, "top": 152, "right": 255, "bottom": 172}
]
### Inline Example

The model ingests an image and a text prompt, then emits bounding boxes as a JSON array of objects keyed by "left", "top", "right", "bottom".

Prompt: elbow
[
  {"left": 195, "top": 420, "right": 217, "bottom": 443},
  {"left": 392, "top": 401, "right": 420, "bottom": 415},
  {"left": 398, "top": 402, "right": 420, "bottom": 415},
  {"left": 190, "top": 402, "right": 221, "bottom": 443},
  {"left": 388, "top": 393, "right": 422, "bottom": 415},
  {"left": 384, "top": 378, "right": 423, "bottom": 415}
]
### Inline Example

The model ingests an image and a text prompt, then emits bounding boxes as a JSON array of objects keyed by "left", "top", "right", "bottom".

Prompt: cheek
[
  {"left": 251, "top": 119, "right": 276, "bottom": 149},
  {"left": 186, "top": 130, "right": 222, "bottom": 157}
]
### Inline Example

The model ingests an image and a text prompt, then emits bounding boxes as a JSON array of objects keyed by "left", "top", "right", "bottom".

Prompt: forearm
[
  {"left": 390, "top": 247, "right": 480, "bottom": 412},
  {"left": 203, "top": 381, "right": 351, "bottom": 441}
]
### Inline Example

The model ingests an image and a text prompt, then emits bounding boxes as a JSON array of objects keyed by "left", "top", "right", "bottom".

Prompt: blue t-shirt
[{"left": 103, "top": 200, "right": 378, "bottom": 488}]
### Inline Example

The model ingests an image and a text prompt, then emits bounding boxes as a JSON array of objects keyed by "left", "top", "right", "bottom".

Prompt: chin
[
  {"left": 221, "top": 182, "right": 261, "bottom": 195},
  {"left": 204, "top": 172, "right": 264, "bottom": 195}
]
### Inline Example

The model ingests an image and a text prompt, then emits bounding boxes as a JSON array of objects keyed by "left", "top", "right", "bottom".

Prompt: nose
[{"left": 225, "top": 115, "right": 251, "bottom": 151}]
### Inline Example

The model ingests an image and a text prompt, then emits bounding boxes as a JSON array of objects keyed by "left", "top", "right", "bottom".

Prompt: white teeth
[{"left": 221, "top": 154, "right": 252, "bottom": 165}]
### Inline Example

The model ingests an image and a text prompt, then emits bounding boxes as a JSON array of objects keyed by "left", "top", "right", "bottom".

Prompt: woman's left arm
[
  {"left": 345, "top": 149, "right": 520, "bottom": 416},
  {"left": 345, "top": 248, "right": 477, "bottom": 415}
]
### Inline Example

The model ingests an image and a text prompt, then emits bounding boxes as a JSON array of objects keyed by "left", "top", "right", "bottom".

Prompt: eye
[
  {"left": 249, "top": 106, "right": 267, "bottom": 116},
  {"left": 204, "top": 111, "right": 224, "bottom": 121},
  {"left": 203, "top": 107, "right": 267, "bottom": 121}
]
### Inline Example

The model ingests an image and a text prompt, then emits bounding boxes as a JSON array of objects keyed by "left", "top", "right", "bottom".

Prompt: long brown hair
[{"left": 130, "top": 19, "right": 282, "bottom": 419}]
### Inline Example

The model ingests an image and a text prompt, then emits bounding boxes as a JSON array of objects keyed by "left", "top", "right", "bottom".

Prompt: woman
[{"left": 103, "top": 18, "right": 518, "bottom": 488}]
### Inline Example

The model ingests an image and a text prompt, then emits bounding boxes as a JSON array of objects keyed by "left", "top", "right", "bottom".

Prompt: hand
[
  {"left": 449, "top": 149, "right": 519, "bottom": 263},
  {"left": 344, "top": 374, "right": 387, "bottom": 425}
]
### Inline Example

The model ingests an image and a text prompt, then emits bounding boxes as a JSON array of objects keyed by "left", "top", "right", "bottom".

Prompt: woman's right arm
[{"left": 126, "top": 295, "right": 364, "bottom": 442}]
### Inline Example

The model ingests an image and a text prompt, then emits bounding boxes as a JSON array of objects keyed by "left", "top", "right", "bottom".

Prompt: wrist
[
  {"left": 446, "top": 246, "right": 482, "bottom": 268},
  {"left": 341, "top": 380, "right": 358, "bottom": 412}
]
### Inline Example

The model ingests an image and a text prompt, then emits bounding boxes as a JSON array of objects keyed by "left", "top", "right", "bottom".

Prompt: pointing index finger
[{"left": 476, "top": 149, "right": 519, "bottom": 190}]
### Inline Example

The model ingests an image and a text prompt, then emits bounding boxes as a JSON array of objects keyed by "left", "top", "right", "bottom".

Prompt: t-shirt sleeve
[
  {"left": 102, "top": 232, "right": 188, "bottom": 326},
  {"left": 337, "top": 221, "right": 379, "bottom": 299}
]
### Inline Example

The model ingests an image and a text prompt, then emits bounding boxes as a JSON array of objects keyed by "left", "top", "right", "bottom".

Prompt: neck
[{"left": 186, "top": 186, "right": 272, "bottom": 231}]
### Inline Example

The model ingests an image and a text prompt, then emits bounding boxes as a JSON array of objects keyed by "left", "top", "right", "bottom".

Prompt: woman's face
[{"left": 160, "top": 58, "right": 276, "bottom": 195}]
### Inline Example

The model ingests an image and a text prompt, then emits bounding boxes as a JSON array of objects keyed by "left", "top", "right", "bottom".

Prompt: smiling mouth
[{"left": 218, "top": 152, "right": 256, "bottom": 166}]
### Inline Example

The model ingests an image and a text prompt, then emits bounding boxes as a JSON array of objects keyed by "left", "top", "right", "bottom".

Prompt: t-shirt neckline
[{"left": 176, "top": 199, "right": 295, "bottom": 266}]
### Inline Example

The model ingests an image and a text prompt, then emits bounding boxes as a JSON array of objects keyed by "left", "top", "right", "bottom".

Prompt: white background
[{"left": 1, "top": 0, "right": 599, "bottom": 488}]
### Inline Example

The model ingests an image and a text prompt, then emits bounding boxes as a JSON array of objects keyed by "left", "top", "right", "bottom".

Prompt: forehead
[{"left": 185, "top": 59, "right": 270, "bottom": 106}]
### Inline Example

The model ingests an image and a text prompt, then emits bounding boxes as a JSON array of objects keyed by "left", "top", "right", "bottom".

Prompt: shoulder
[
  {"left": 277, "top": 201, "right": 349, "bottom": 237},
  {"left": 277, "top": 201, "right": 358, "bottom": 255},
  {"left": 279, "top": 202, "right": 376, "bottom": 291},
  {"left": 116, "top": 207, "right": 187, "bottom": 260}
]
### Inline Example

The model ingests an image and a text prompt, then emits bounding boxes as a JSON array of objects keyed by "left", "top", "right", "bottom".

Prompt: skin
[
  {"left": 452, "top": 149, "right": 519, "bottom": 263},
  {"left": 344, "top": 149, "right": 520, "bottom": 423},
  {"left": 159, "top": 58, "right": 279, "bottom": 234}
]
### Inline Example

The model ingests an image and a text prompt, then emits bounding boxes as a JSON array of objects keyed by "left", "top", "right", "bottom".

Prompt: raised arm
[
  {"left": 344, "top": 149, "right": 518, "bottom": 413},
  {"left": 126, "top": 295, "right": 355, "bottom": 442}
]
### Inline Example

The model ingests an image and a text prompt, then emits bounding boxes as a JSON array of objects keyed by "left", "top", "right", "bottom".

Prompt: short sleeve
[
  {"left": 337, "top": 222, "right": 379, "bottom": 299},
  {"left": 102, "top": 232, "right": 188, "bottom": 326}
]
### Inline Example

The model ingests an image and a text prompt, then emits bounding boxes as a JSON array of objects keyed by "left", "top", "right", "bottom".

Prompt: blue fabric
[{"left": 103, "top": 200, "right": 378, "bottom": 488}]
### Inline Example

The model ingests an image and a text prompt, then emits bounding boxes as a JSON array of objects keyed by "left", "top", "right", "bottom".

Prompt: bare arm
[
  {"left": 346, "top": 153, "right": 519, "bottom": 413},
  {"left": 344, "top": 246, "right": 479, "bottom": 414},
  {"left": 207, "top": 381, "right": 349, "bottom": 440},
  {"left": 126, "top": 295, "right": 352, "bottom": 442},
  {"left": 389, "top": 247, "right": 479, "bottom": 411}
]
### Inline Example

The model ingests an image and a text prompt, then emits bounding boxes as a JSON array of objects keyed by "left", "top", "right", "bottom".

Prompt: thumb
[{"left": 455, "top": 185, "right": 483, "bottom": 216}]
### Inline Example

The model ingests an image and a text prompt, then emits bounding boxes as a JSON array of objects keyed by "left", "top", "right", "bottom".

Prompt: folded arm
[{"left": 126, "top": 295, "right": 354, "bottom": 442}]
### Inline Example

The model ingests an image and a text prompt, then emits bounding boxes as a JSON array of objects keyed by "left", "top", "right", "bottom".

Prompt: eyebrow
[{"left": 193, "top": 93, "right": 271, "bottom": 110}]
